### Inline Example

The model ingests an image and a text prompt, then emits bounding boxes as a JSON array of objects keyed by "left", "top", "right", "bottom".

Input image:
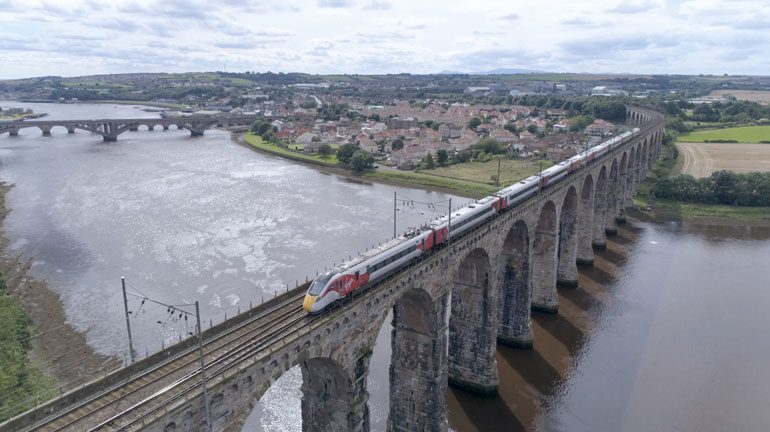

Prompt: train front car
[{"left": 303, "top": 270, "right": 340, "bottom": 313}]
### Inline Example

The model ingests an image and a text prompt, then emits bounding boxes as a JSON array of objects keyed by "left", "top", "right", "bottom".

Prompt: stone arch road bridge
[
  {"left": 1, "top": 107, "right": 664, "bottom": 432},
  {"left": 0, "top": 115, "right": 258, "bottom": 141}
]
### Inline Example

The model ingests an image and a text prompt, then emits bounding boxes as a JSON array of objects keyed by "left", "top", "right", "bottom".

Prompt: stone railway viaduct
[
  {"left": 0, "top": 115, "right": 257, "bottom": 141},
  {"left": 2, "top": 107, "right": 663, "bottom": 432}
]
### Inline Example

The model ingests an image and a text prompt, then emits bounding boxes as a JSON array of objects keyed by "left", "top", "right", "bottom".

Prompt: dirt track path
[{"left": 677, "top": 142, "right": 770, "bottom": 177}]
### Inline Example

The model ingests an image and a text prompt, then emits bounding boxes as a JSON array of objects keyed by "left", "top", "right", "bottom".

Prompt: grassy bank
[
  {"left": 634, "top": 196, "right": 770, "bottom": 222},
  {"left": 678, "top": 125, "right": 770, "bottom": 143},
  {"left": 241, "top": 133, "right": 497, "bottom": 198},
  {"left": 0, "top": 274, "right": 56, "bottom": 422}
]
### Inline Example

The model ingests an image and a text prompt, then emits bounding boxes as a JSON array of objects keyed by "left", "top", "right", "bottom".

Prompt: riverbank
[
  {"left": 0, "top": 183, "right": 119, "bottom": 421},
  {"left": 630, "top": 197, "right": 770, "bottom": 226},
  {"left": 233, "top": 132, "right": 495, "bottom": 198},
  {"left": 16, "top": 99, "right": 185, "bottom": 110}
]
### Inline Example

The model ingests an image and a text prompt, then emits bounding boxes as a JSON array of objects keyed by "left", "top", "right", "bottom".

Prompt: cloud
[
  {"left": 306, "top": 41, "right": 334, "bottom": 56},
  {"left": 499, "top": 13, "right": 519, "bottom": 21},
  {"left": 363, "top": 0, "right": 391, "bottom": 10},
  {"left": 318, "top": 0, "right": 351, "bottom": 8},
  {"left": 609, "top": 1, "right": 656, "bottom": 14}
]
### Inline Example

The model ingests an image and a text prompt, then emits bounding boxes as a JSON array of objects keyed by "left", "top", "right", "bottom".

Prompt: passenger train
[{"left": 303, "top": 128, "right": 640, "bottom": 313}]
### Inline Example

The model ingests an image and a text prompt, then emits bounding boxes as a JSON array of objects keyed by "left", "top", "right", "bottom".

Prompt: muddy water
[
  {"left": 3, "top": 102, "right": 770, "bottom": 431},
  {"left": 447, "top": 222, "right": 770, "bottom": 432}
]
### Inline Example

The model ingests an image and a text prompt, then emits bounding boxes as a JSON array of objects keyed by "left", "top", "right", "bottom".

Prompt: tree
[
  {"left": 504, "top": 123, "right": 518, "bottom": 134},
  {"left": 474, "top": 137, "right": 504, "bottom": 155},
  {"left": 693, "top": 104, "right": 719, "bottom": 122},
  {"left": 436, "top": 149, "right": 448, "bottom": 166},
  {"left": 318, "top": 144, "right": 333, "bottom": 158},
  {"left": 467, "top": 117, "right": 482, "bottom": 130},
  {"left": 391, "top": 139, "right": 404, "bottom": 151},
  {"left": 350, "top": 150, "right": 375, "bottom": 172},
  {"left": 336, "top": 143, "right": 358, "bottom": 164},
  {"left": 526, "top": 124, "right": 538, "bottom": 134},
  {"left": 423, "top": 153, "right": 436, "bottom": 169},
  {"left": 260, "top": 131, "right": 275, "bottom": 143},
  {"left": 250, "top": 120, "right": 272, "bottom": 135},
  {"left": 664, "top": 117, "right": 688, "bottom": 133},
  {"left": 568, "top": 115, "right": 595, "bottom": 132}
]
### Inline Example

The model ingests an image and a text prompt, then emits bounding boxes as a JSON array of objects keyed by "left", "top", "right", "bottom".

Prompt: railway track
[{"left": 29, "top": 292, "right": 307, "bottom": 432}]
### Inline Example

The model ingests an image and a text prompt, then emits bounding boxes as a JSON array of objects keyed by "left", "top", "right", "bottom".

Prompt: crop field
[
  {"left": 677, "top": 126, "right": 770, "bottom": 143},
  {"left": 709, "top": 89, "right": 770, "bottom": 104},
  {"left": 677, "top": 142, "right": 770, "bottom": 177}
]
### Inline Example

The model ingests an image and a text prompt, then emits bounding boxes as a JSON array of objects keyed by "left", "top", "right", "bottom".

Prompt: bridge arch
[
  {"left": 557, "top": 186, "right": 579, "bottom": 286},
  {"left": 498, "top": 220, "right": 532, "bottom": 347},
  {"left": 576, "top": 175, "right": 595, "bottom": 265},
  {"left": 448, "top": 247, "right": 498, "bottom": 393},
  {"left": 592, "top": 165, "right": 608, "bottom": 248},
  {"left": 531, "top": 200, "right": 559, "bottom": 313}
]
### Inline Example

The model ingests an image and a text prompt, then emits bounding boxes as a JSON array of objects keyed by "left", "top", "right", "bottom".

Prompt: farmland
[
  {"left": 708, "top": 89, "right": 770, "bottom": 104},
  {"left": 677, "top": 126, "right": 770, "bottom": 143},
  {"left": 677, "top": 142, "right": 770, "bottom": 177}
]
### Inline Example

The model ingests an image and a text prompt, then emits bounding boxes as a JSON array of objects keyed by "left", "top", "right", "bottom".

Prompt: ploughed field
[
  {"left": 677, "top": 142, "right": 770, "bottom": 177},
  {"left": 708, "top": 89, "right": 770, "bottom": 104}
]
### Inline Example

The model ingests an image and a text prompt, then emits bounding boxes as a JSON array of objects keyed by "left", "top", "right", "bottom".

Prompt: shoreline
[
  {"left": 0, "top": 183, "right": 119, "bottom": 402},
  {"left": 231, "top": 132, "right": 486, "bottom": 199},
  {"left": 628, "top": 202, "right": 770, "bottom": 227}
]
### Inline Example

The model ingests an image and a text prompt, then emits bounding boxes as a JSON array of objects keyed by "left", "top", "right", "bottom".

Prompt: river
[{"left": 1, "top": 102, "right": 769, "bottom": 431}]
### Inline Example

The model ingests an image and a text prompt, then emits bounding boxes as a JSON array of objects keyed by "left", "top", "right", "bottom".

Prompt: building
[
  {"left": 585, "top": 119, "right": 614, "bottom": 136},
  {"left": 386, "top": 117, "right": 419, "bottom": 129}
]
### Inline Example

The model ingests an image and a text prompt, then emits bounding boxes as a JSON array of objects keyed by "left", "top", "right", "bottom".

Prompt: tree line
[{"left": 653, "top": 171, "right": 770, "bottom": 207}]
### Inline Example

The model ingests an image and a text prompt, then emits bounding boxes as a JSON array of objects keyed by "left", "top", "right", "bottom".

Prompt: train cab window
[
  {"left": 309, "top": 271, "right": 335, "bottom": 295},
  {"left": 355, "top": 271, "right": 360, "bottom": 279}
]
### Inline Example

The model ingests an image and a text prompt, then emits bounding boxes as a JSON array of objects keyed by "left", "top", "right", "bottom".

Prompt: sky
[{"left": 0, "top": 0, "right": 768, "bottom": 79}]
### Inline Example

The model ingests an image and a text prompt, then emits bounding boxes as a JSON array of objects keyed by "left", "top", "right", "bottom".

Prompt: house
[
  {"left": 488, "top": 129, "right": 517, "bottom": 144},
  {"left": 585, "top": 119, "right": 614, "bottom": 136},
  {"left": 553, "top": 120, "right": 569, "bottom": 132},
  {"left": 271, "top": 120, "right": 284, "bottom": 132},
  {"left": 296, "top": 131, "right": 316, "bottom": 144},
  {"left": 358, "top": 135, "right": 379, "bottom": 154}
]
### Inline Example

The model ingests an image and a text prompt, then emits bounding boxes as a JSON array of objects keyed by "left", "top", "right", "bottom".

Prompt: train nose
[{"left": 303, "top": 295, "right": 317, "bottom": 313}]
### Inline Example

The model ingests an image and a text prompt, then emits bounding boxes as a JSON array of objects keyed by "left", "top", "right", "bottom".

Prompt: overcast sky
[{"left": 0, "top": 0, "right": 768, "bottom": 79}]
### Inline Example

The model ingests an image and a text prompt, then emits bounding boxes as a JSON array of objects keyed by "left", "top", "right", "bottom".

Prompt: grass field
[
  {"left": 678, "top": 126, "right": 770, "bottom": 143},
  {"left": 425, "top": 159, "right": 551, "bottom": 185},
  {"left": 244, "top": 133, "right": 339, "bottom": 165}
]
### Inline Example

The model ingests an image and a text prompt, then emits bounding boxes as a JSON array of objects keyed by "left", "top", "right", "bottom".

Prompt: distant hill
[{"left": 438, "top": 68, "right": 546, "bottom": 75}]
